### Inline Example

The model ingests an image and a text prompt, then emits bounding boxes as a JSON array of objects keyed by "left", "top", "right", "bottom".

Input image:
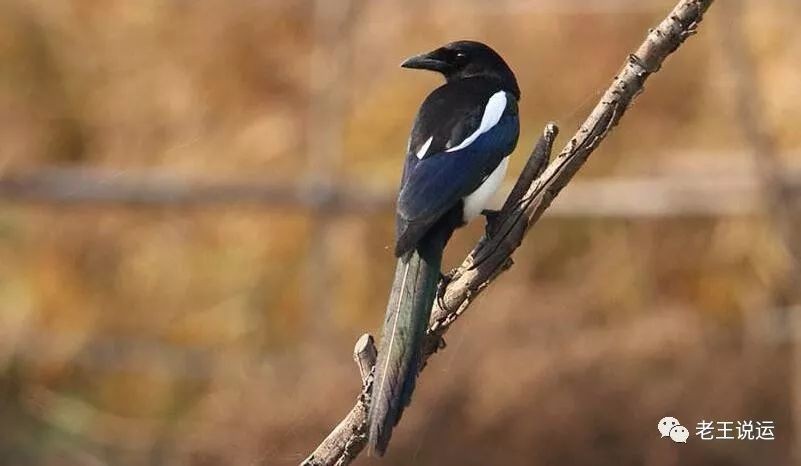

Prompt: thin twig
[
  {"left": 302, "top": 1, "right": 714, "bottom": 464},
  {"left": 353, "top": 334, "right": 377, "bottom": 386}
]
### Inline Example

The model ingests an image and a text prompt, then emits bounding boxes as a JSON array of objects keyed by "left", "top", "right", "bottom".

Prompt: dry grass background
[{"left": 0, "top": 0, "right": 800, "bottom": 465}]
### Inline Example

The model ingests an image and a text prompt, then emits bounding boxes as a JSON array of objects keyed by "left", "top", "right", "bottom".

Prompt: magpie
[{"left": 368, "top": 40, "right": 520, "bottom": 455}]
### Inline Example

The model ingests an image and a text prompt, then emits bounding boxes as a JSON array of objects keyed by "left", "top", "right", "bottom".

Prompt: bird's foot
[
  {"left": 436, "top": 269, "right": 458, "bottom": 310},
  {"left": 481, "top": 208, "right": 503, "bottom": 239}
]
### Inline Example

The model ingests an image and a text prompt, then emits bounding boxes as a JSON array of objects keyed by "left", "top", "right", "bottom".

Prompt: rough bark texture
[{"left": 302, "top": 1, "right": 715, "bottom": 464}]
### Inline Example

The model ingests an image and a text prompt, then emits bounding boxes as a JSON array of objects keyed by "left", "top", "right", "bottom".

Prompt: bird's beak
[{"left": 400, "top": 51, "right": 448, "bottom": 72}]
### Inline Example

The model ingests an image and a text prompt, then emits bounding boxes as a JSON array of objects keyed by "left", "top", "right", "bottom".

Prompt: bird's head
[{"left": 401, "top": 40, "right": 520, "bottom": 98}]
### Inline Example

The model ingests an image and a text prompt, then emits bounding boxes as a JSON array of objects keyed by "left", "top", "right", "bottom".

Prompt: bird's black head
[{"left": 401, "top": 40, "right": 520, "bottom": 99}]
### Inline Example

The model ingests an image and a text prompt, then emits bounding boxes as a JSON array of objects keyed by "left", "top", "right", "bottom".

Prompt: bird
[{"left": 367, "top": 40, "right": 521, "bottom": 456}]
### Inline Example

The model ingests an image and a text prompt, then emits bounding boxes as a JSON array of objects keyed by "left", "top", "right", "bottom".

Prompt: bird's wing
[{"left": 395, "top": 84, "right": 518, "bottom": 257}]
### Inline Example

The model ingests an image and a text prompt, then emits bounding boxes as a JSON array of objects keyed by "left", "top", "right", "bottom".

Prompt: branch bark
[{"left": 302, "top": 1, "right": 715, "bottom": 464}]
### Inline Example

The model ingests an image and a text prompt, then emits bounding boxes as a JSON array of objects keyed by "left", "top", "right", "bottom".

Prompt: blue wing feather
[{"left": 395, "top": 111, "right": 518, "bottom": 256}]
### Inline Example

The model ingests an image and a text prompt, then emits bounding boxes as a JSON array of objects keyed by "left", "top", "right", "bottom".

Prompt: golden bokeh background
[{"left": 0, "top": 0, "right": 799, "bottom": 465}]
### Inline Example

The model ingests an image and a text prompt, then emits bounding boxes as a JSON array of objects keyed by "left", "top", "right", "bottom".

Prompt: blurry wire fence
[{"left": 1, "top": 162, "right": 800, "bottom": 216}]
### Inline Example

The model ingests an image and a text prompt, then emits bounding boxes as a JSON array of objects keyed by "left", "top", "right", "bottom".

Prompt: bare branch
[
  {"left": 302, "top": 395, "right": 370, "bottom": 466},
  {"left": 302, "top": 0, "right": 715, "bottom": 463},
  {"left": 353, "top": 334, "right": 377, "bottom": 386},
  {"left": 497, "top": 122, "right": 556, "bottom": 219}
]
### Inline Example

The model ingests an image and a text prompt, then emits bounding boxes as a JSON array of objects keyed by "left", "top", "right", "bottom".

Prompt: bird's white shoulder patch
[
  {"left": 446, "top": 91, "right": 507, "bottom": 153},
  {"left": 416, "top": 136, "right": 433, "bottom": 160}
]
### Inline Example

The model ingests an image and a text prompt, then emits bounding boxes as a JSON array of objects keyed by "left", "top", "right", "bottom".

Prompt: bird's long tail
[{"left": 367, "top": 232, "right": 447, "bottom": 456}]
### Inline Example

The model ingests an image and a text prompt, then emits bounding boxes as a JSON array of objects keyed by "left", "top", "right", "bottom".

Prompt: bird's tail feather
[{"left": 368, "top": 240, "right": 443, "bottom": 456}]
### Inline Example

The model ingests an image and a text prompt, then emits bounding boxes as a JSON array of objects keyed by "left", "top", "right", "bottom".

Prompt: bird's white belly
[{"left": 462, "top": 156, "right": 509, "bottom": 222}]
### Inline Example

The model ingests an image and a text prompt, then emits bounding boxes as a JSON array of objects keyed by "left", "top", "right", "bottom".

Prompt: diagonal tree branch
[{"left": 302, "top": 1, "right": 715, "bottom": 464}]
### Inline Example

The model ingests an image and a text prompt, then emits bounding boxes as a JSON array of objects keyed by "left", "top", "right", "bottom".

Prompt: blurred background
[{"left": 0, "top": 0, "right": 799, "bottom": 465}]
